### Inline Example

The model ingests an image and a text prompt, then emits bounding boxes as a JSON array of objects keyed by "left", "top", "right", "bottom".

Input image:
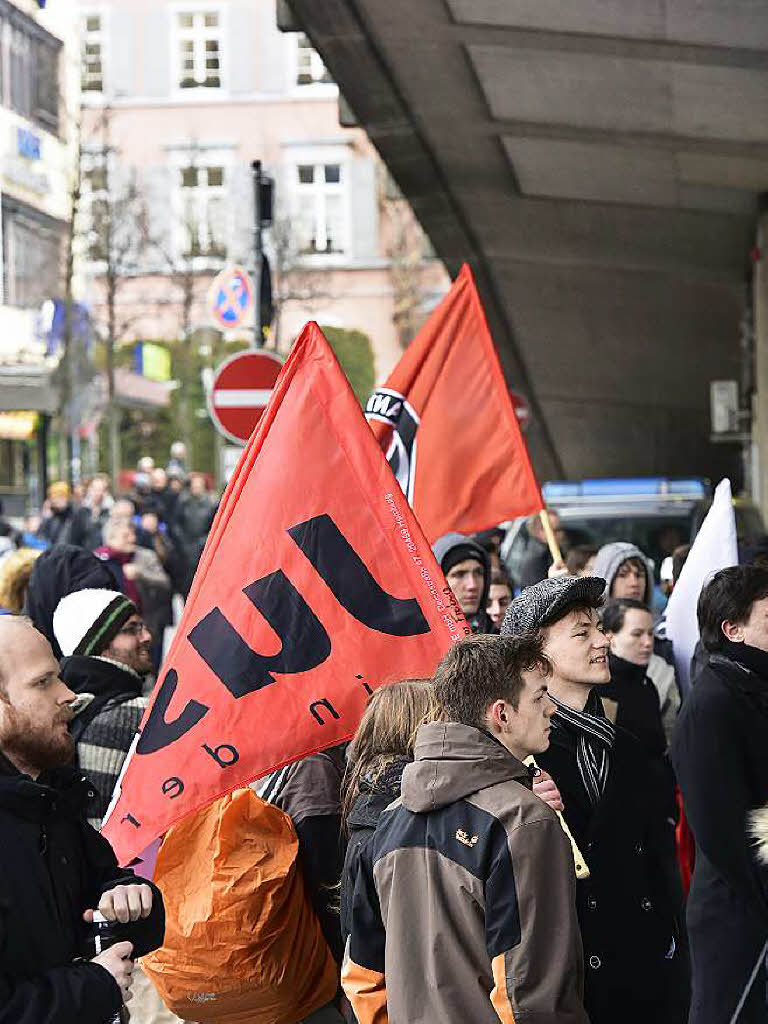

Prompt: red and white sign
[{"left": 209, "top": 350, "right": 283, "bottom": 444}]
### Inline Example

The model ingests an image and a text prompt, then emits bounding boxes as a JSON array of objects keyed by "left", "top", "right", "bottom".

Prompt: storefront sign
[{"left": 0, "top": 410, "right": 38, "bottom": 440}]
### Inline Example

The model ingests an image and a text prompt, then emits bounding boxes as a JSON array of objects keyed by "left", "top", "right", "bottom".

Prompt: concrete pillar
[{"left": 754, "top": 211, "right": 768, "bottom": 518}]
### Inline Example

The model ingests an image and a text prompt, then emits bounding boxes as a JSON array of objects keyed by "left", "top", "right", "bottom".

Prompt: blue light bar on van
[{"left": 542, "top": 478, "right": 708, "bottom": 500}]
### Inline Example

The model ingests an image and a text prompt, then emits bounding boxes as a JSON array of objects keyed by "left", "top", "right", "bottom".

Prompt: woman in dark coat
[
  {"left": 340, "top": 680, "right": 436, "bottom": 950},
  {"left": 672, "top": 565, "right": 768, "bottom": 1024}
]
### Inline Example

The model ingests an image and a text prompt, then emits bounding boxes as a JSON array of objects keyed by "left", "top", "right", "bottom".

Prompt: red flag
[
  {"left": 102, "top": 323, "right": 468, "bottom": 866},
  {"left": 367, "top": 263, "right": 543, "bottom": 541}
]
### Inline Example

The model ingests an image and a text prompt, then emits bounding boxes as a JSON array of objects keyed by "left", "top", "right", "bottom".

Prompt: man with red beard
[{"left": 0, "top": 616, "right": 165, "bottom": 1024}]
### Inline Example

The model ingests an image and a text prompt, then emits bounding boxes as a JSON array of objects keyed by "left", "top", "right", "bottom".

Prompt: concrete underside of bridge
[{"left": 288, "top": 0, "right": 768, "bottom": 484}]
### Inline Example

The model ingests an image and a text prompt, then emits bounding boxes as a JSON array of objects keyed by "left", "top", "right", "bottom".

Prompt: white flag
[{"left": 664, "top": 478, "right": 738, "bottom": 695}]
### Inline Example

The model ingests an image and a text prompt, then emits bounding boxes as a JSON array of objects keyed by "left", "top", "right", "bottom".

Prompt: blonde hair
[
  {"left": 341, "top": 678, "right": 437, "bottom": 830},
  {"left": 0, "top": 548, "right": 40, "bottom": 614}
]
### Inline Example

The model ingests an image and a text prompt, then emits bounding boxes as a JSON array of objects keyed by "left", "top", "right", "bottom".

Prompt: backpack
[{"left": 141, "top": 788, "right": 338, "bottom": 1024}]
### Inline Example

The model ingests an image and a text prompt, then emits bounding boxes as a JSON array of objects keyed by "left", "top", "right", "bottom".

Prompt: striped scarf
[{"left": 550, "top": 689, "right": 616, "bottom": 806}]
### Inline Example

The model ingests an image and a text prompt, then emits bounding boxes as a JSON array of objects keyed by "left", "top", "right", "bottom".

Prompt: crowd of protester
[{"left": 0, "top": 488, "right": 767, "bottom": 1023}]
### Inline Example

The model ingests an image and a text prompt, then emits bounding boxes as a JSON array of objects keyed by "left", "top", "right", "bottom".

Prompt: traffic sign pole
[{"left": 252, "top": 159, "right": 263, "bottom": 349}]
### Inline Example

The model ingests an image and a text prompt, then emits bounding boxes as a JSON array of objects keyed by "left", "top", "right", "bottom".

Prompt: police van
[{"left": 501, "top": 478, "right": 765, "bottom": 587}]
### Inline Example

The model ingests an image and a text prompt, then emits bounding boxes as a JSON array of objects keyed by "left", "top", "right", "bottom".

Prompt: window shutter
[{"left": 348, "top": 157, "right": 378, "bottom": 263}]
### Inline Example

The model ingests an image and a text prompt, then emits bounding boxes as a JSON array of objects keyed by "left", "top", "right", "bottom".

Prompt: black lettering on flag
[
  {"left": 162, "top": 777, "right": 185, "bottom": 799},
  {"left": 288, "top": 514, "right": 429, "bottom": 637},
  {"left": 137, "top": 669, "right": 210, "bottom": 755},
  {"left": 310, "top": 697, "right": 340, "bottom": 725},
  {"left": 202, "top": 743, "right": 240, "bottom": 767},
  {"left": 188, "top": 568, "right": 331, "bottom": 698}
]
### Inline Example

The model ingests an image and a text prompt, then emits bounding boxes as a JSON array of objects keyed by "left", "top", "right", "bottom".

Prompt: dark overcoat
[{"left": 672, "top": 652, "right": 768, "bottom": 1024}]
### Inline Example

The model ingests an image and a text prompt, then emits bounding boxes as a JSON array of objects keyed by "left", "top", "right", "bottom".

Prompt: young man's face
[
  {"left": 487, "top": 583, "right": 512, "bottom": 629},
  {"left": 725, "top": 595, "right": 768, "bottom": 653},
  {"left": 611, "top": 559, "right": 647, "bottom": 602},
  {"left": 103, "top": 615, "right": 153, "bottom": 676},
  {"left": 491, "top": 666, "right": 555, "bottom": 760},
  {"left": 0, "top": 627, "right": 75, "bottom": 776},
  {"left": 445, "top": 558, "right": 484, "bottom": 616},
  {"left": 541, "top": 607, "right": 610, "bottom": 687}
]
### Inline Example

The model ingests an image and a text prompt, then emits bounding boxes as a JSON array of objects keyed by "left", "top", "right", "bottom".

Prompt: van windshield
[{"left": 560, "top": 514, "right": 692, "bottom": 576}]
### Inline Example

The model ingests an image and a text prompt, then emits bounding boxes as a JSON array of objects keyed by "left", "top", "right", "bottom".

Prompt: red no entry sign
[{"left": 209, "top": 350, "right": 284, "bottom": 444}]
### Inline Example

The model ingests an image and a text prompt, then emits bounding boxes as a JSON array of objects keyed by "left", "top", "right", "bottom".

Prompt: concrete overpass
[{"left": 283, "top": 0, "right": 768, "bottom": 485}]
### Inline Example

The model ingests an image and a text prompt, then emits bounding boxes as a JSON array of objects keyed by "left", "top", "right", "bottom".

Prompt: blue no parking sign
[{"left": 209, "top": 265, "right": 254, "bottom": 329}]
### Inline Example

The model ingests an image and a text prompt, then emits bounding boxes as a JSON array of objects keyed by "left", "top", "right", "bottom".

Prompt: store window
[
  {"left": 2, "top": 198, "right": 65, "bottom": 308},
  {"left": 176, "top": 10, "right": 222, "bottom": 90},
  {"left": 295, "top": 162, "right": 346, "bottom": 256}
]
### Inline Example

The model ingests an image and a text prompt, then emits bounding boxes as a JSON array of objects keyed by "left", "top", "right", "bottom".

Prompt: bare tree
[
  {"left": 147, "top": 142, "right": 222, "bottom": 465},
  {"left": 79, "top": 105, "right": 150, "bottom": 482},
  {"left": 269, "top": 214, "right": 333, "bottom": 352}
]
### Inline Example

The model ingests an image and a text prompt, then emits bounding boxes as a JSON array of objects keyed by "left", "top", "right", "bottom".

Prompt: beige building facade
[
  {"left": 78, "top": 0, "right": 447, "bottom": 382},
  {"left": 0, "top": 0, "right": 81, "bottom": 511}
]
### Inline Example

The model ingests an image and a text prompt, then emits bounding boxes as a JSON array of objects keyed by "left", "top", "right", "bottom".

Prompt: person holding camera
[{"left": 0, "top": 616, "right": 165, "bottom": 1024}]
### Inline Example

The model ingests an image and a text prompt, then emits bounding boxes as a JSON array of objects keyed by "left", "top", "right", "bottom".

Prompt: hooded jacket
[
  {"left": 342, "top": 722, "right": 588, "bottom": 1024},
  {"left": 432, "top": 532, "right": 492, "bottom": 632},
  {"left": 0, "top": 752, "right": 164, "bottom": 1024},
  {"left": 592, "top": 542, "right": 654, "bottom": 602},
  {"left": 595, "top": 542, "right": 682, "bottom": 732}
]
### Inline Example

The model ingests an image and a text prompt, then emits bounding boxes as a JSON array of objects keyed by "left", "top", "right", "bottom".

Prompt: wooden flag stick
[{"left": 539, "top": 508, "right": 563, "bottom": 565}]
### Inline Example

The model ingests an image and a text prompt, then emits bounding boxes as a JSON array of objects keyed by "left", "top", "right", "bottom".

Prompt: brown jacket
[{"left": 341, "top": 722, "right": 588, "bottom": 1023}]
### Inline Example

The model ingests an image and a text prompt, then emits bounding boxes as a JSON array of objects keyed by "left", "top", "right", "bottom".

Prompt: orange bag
[{"left": 141, "top": 788, "right": 338, "bottom": 1024}]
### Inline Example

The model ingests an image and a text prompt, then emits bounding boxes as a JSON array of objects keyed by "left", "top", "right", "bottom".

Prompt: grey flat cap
[{"left": 501, "top": 575, "right": 606, "bottom": 636}]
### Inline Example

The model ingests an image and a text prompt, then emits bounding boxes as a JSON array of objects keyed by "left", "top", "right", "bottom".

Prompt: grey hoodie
[
  {"left": 342, "top": 722, "right": 588, "bottom": 1024},
  {"left": 592, "top": 541, "right": 654, "bottom": 602}
]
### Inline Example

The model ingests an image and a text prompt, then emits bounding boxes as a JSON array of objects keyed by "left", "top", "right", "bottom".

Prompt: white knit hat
[{"left": 53, "top": 589, "right": 137, "bottom": 658}]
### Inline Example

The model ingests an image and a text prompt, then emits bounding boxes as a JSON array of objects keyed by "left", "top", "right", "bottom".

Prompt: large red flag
[
  {"left": 103, "top": 323, "right": 468, "bottom": 865},
  {"left": 367, "top": 263, "right": 543, "bottom": 541}
]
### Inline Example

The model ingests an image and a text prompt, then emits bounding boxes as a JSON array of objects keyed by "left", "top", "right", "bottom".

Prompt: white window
[
  {"left": 176, "top": 10, "right": 222, "bottom": 90},
  {"left": 179, "top": 163, "right": 226, "bottom": 259},
  {"left": 81, "top": 14, "right": 104, "bottom": 93},
  {"left": 295, "top": 162, "right": 346, "bottom": 256},
  {"left": 295, "top": 34, "right": 332, "bottom": 87}
]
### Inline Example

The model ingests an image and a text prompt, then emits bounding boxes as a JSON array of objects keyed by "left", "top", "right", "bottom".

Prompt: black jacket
[
  {"left": 69, "top": 505, "right": 111, "bottom": 552},
  {"left": 605, "top": 653, "right": 677, "bottom": 824},
  {"left": 38, "top": 507, "right": 75, "bottom": 548},
  {"left": 431, "top": 533, "right": 492, "bottom": 633},
  {"left": 605, "top": 653, "right": 667, "bottom": 758},
  {"left": 518, "top": 535, "right": 552, "bottom": 589},
  {"left": 537, "top": 712, "right": 687, "bottom": 1024},
  {"left": 0, "top": 752, "right": 165, "bottom": 1024},
  {"left": 340, "top": 757, "right": 407, "bottom": 949},
  {"left": 672, "top": 645, "right": 768, "bottom": 1024}
]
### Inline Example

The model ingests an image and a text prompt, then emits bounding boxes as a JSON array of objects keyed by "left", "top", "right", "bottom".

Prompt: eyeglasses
[{"left": 118, "top": 620, "right": 149, "bottom": 637}]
